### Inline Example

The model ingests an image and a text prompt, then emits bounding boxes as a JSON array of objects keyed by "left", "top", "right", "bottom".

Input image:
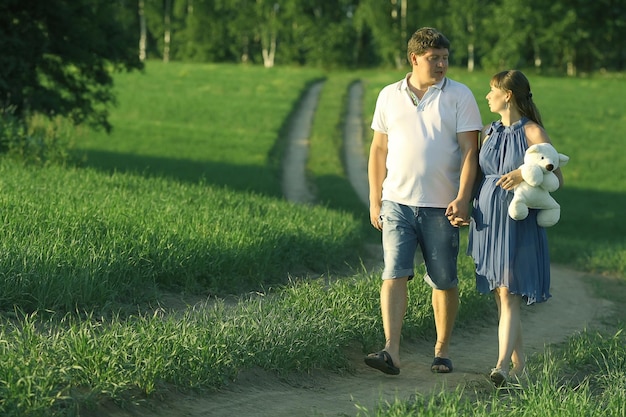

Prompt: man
[{"left": 364, "top": 27, "right": 482, "bottom": 375}]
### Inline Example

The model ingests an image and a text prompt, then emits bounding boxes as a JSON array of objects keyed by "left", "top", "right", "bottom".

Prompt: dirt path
[
  {"left": 96, "top": 82, "right": 614, "bottom": 417},
  {"left": 281, "top": 80, "right": 323, "bottom": 205}
]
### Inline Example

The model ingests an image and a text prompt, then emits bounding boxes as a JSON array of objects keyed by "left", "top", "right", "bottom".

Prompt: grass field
[{"left": 0, "top": 62, "right": 624, "bottom": 416}]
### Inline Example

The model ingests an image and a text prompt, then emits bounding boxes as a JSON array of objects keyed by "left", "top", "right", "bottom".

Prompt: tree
[
  {"left": 479, "top": 0, "right": 535, "bottom": 70},
  {"left": 254, "top": 0, "right": 281, "bottom": 68},
  {"left": 0, "top": 0, "right": 143, "bottom": 132},
  {"left": 446, "top": 0, "right": 487, "bottom": 72},
  {"left": 353, "top": 0, "right": 400, "bottom": 68}
]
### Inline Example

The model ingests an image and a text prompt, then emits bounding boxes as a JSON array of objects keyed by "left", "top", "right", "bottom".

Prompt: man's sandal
[
  {"left": 431, "top": 356, "right": 453, "bottom": 373},
  {"left": 364, "top": 351, "right": 400, "bottom": 375}
]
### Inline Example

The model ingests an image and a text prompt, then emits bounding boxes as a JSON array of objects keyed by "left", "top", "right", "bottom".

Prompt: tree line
[
  {"left": 1, "top": 0, "right": 624, "bottom": 134},
  {"left": 139, "top": 0, "right": 625, "bottom": 75}
]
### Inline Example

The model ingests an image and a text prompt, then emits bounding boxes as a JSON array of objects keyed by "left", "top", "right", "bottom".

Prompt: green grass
[
  {"left": 0, "top": 265, "right": 487, "bottom": 417},
  {"left": 0, "top": 62, "right": 624, "bottom": 416},
  {"left": 0, "top": 160, "right": 366, "bottom": 313},
  {"left": 76, "top": 62, "right": 326, "bottom": 196}
]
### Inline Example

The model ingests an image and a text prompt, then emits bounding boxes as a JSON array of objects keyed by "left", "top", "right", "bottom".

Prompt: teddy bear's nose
[{"left": 546, "top": 164, "right": 554, "bottom": 171}]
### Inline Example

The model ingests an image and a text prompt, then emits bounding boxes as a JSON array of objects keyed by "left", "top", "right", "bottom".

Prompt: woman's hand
[{"left": 496, "top": 169, "right": 522, "bottom": 191}]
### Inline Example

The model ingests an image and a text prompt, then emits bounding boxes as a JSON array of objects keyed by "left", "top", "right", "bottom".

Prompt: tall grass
[
  {"left": 0, "top": 265, "right": 487, "bottom": 417},
  {"left": 0, "top": 159, "right": 365, "bottom": 312}
]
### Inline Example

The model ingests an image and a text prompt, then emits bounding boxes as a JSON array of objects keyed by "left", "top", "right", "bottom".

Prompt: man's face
[{"left": 412, "top": 48, "right": 448, "bottom": 84}]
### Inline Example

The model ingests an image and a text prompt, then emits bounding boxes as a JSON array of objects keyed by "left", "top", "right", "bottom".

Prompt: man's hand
[
  {"left": 445, "top": 199, "right": 470, "bottom": 227},
  {"left": 370, "top": 203, "right": 383, "bottom": 231}
]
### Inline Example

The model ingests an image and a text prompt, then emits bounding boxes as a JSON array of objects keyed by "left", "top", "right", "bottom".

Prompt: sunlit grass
[
  {"left": 0, "top": 159, "right": 364, "bottom": 313},
  {"left": 76, "top": 61, "right": 326, "bottom": 195}
]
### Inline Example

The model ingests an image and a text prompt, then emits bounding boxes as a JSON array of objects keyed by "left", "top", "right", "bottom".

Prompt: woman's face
[{"left": 486, "top": 83, "right": 509, "bottom": 113}]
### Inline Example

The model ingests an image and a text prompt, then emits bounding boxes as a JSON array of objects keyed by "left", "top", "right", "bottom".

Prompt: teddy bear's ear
[
  {"left": 526, "top": 144, "right": 539, "bottom": 154},
  {"left": 558, "top": 153, "right": 570, "bottom": 167}
]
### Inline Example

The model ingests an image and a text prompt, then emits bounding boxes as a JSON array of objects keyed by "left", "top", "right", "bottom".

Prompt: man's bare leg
[
  {"left": 380, "top": 277, "right": 408, "bottom": 368},
  {"left": 431, "top": 287, "right": 459, "bottom": 372}
]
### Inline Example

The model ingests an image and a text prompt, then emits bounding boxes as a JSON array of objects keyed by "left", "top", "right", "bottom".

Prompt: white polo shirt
[{"left": 371, "top": 75, "right": 482, "bottom": 208}]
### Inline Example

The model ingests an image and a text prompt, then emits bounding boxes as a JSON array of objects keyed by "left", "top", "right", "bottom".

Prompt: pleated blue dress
[{"left": 467, "top": 117, "right": 551, "bottom": 305}]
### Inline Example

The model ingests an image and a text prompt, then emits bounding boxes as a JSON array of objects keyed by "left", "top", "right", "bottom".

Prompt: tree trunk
[
  {"left": 533, "top": 40, "right": 542, "bottom": 70},
  {"left": 565, "top": 47, "right": 576, "bottom": 76},
  {"left": 260, "top": 2, "right": 278, "bottom": 68},
  {"left": 241, "top": 35, "right": 250, "bottom": 64},
  {"left": 163, "top": 0, "right": 171, "bottom": 63},
  {"left": 391, "top": 0, "right": 403, "bottom": 68},
  {"left": 400, "top": 0, "right": 407, "bottom": 67},
  {"left": 138, "top": 0, "right": 146, "bottom": 62},
  {"left": 262, "top": 35, "right": 276, "bottom": 68},
  {"left": 466, "top": 14, "right": 474, "bottom": 72},
  {"left": 401, "top": 0, "right": 407, "bottom": 42}
]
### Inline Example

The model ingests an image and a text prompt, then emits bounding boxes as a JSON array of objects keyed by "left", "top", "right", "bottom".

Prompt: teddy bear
[{"left": 508, "top": 142, "right": 569, "bottom": 227}]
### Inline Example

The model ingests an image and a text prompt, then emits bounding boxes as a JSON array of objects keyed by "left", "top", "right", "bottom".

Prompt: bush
[{"left": 0, "top": 107, "right": 76, "bottom": 166}]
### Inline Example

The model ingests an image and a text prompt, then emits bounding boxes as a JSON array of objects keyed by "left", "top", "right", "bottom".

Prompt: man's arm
[
  {"left": 446, "top": 130, "right": 479, "bottom": 226},
  {"left": 368, "top": 130, "right": 388, "bottom": 231}
]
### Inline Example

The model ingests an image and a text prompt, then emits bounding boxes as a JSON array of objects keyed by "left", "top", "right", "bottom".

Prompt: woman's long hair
[{"left": 491, "top": 70, "right": 543, "bottom": 127}]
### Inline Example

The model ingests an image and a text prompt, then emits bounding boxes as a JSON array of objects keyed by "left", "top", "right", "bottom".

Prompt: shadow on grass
[
  {"left": 77, "top": 149, "right": 283, "bottom": 197},
  {"left": 77, "top": 150, "right": 375, "bottom": 227}
]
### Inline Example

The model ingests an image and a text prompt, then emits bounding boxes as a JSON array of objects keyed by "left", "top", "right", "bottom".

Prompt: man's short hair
[{"left": 407, "top": 27, "right": 450, "bottom": 62}]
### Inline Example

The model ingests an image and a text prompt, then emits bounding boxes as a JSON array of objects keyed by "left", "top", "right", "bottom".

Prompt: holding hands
[{"left": 446, "top": 199, "right": 470, "bottom": 227}]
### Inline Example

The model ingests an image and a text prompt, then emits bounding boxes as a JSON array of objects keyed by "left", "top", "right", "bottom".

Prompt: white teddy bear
[{"left": 508, "top": 143, "right": 569, "bottom": 227}]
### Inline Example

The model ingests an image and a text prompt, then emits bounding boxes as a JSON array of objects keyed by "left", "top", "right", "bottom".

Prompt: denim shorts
[{"left": 380, "top": 201, "right": 459, "bottom": 290}]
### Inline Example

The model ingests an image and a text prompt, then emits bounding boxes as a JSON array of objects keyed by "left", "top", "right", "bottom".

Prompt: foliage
[
  {"left": 129, "top": 0, "right": 625, "bottom": 73},
  {"left": 1, "top": 0, "right": 624, "bottom": 147},
  {"left": 0, "top": 0, "right": 142, "bottom": 133},
  {"left": 0, "top": 106, "right": 76, "bottom": 166}
]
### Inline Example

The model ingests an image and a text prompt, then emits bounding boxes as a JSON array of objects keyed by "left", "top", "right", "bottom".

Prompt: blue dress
[{"left": 467, "top": 117, "right": 551, "bottom": 305}]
